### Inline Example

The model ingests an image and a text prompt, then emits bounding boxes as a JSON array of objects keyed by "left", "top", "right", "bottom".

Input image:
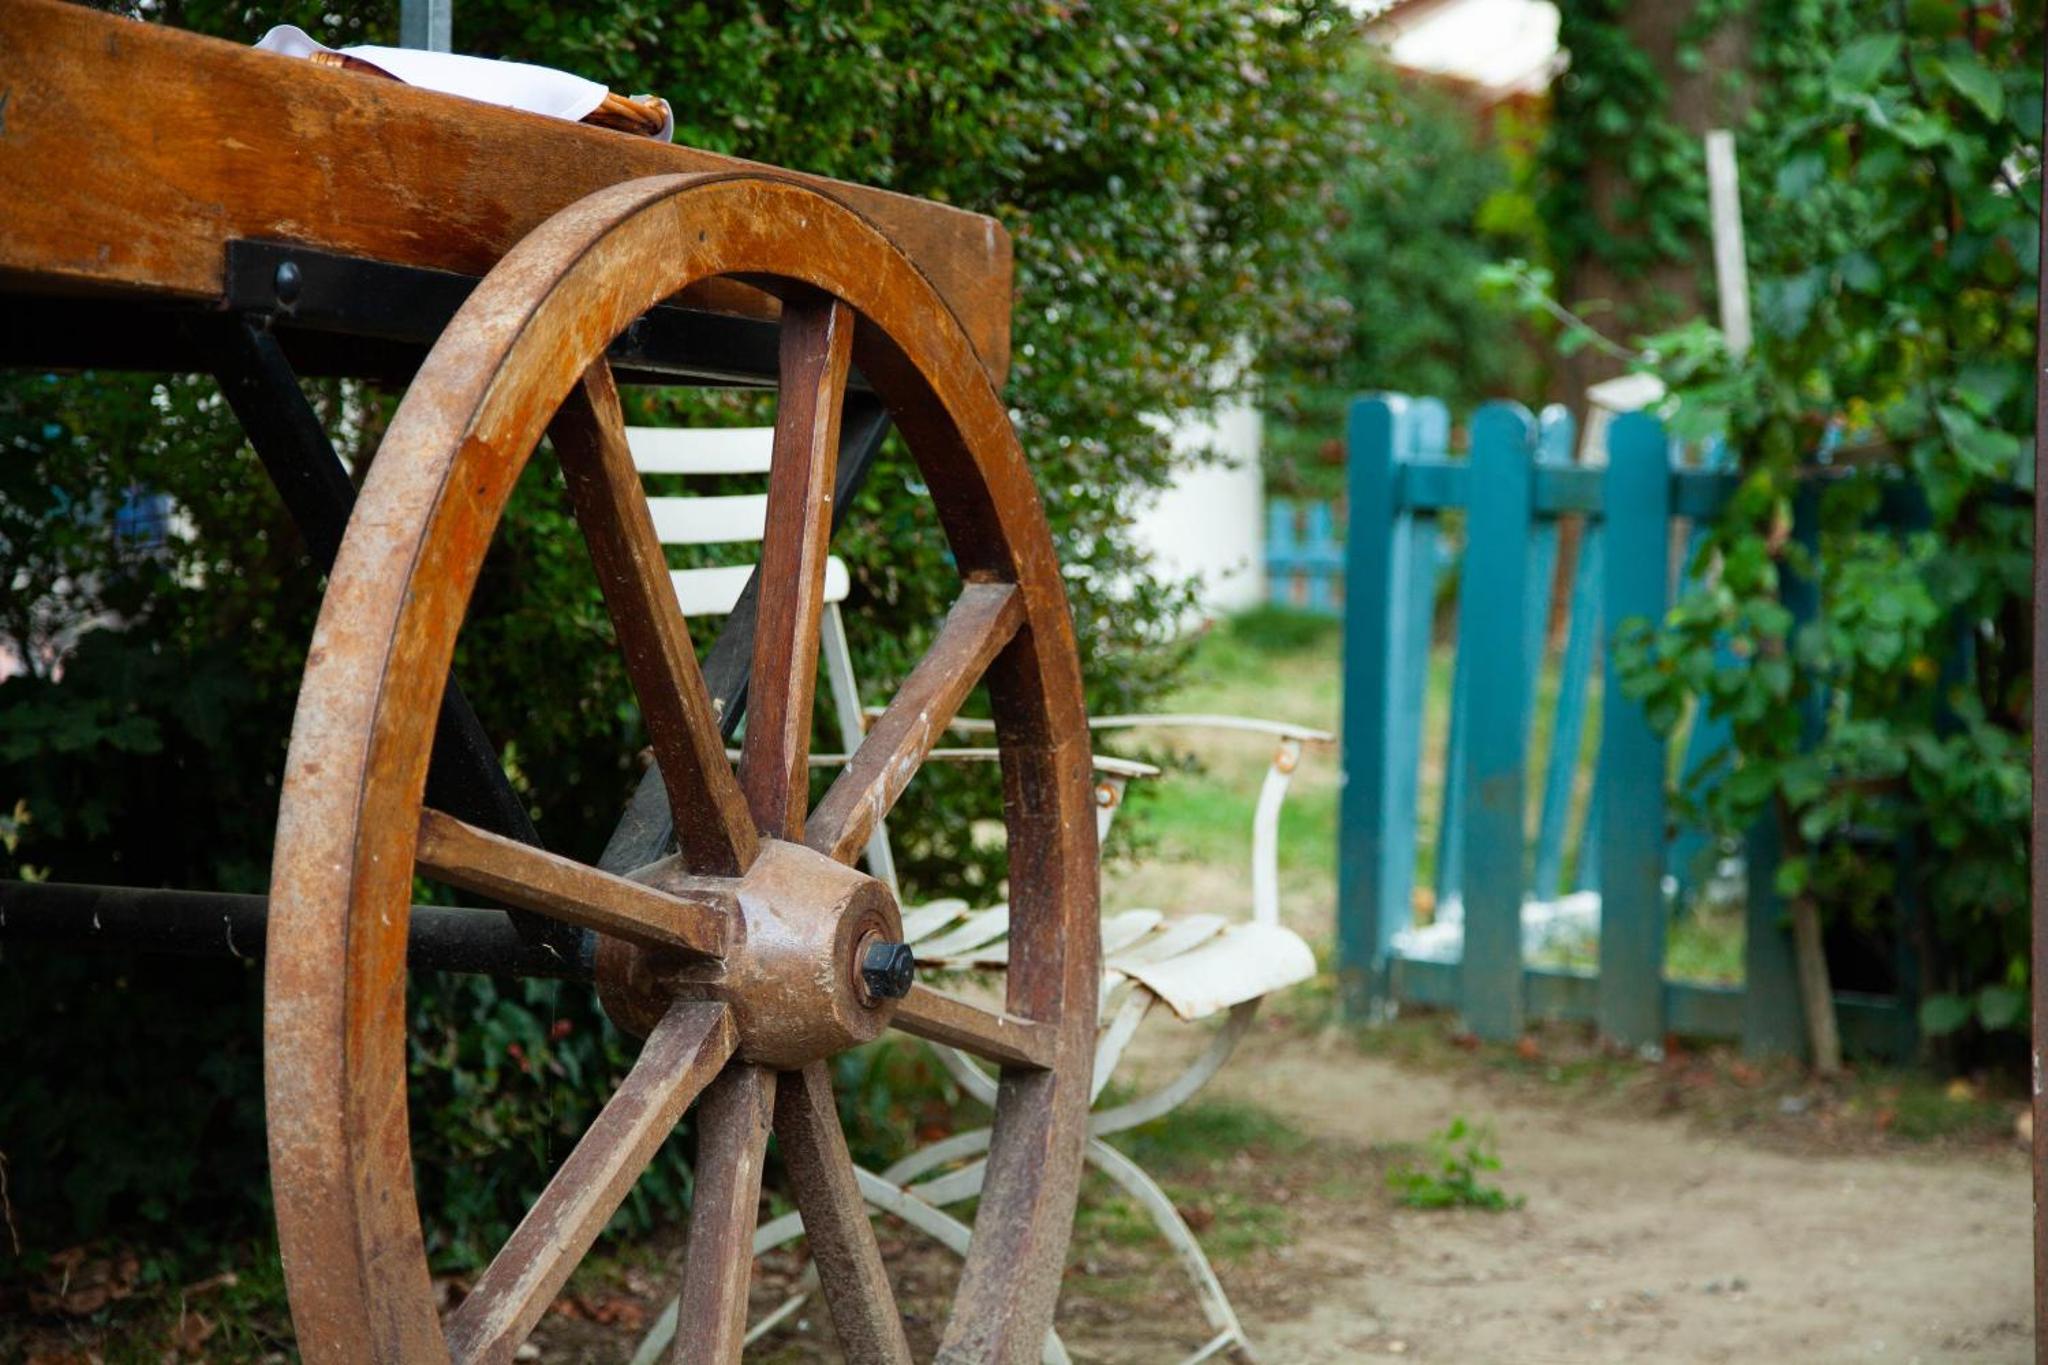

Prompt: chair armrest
[
  {"left": 729, "top": 747, "right": 1162, "bottom": 779},
  {"left": 912, "top": 711, "right": 1333, "bottom": 746},
  {"left": 1084, "top": 713, "right": 1334, "bottom": 746}
]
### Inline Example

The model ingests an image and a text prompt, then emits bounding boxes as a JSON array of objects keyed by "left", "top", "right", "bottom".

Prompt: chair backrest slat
[
  {"left": 626, "top": 425, "right": 775, "bottom": 476},
  {"left": 647, "top": 493, "right": 769, "bottom": 546},
  {"left": 669, "top": 556, "right": 849, "bottom": 619}
]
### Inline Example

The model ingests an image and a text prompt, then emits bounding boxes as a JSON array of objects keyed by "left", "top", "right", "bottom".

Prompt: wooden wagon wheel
[{"left": 263, "top": 173, "right": 1099, "bottom": 1365}]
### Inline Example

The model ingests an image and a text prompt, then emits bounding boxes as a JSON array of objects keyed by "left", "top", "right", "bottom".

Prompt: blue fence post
[
  {"left": 1596, "top": 413, "right": 1673, "bottom": 1049},
  {"left": 1457, "top": 402, "right": 1537, "bottom": 1040},
  {"left": 1741, "top": 483, "right": 1820, "bottom": 1058},
  {"left": 1338, "top": 395, "right": 1414, "bottom": 1014}
]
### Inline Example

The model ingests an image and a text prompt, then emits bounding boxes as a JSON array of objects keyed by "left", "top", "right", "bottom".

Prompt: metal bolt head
[
  {"left": 860, "top": 940, "right": 916, "bottom": 1001},
  {"left": 273, "top": 259, "right": 302, "bottom": 308}
]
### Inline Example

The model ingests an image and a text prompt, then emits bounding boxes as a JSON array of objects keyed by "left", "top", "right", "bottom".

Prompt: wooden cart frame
[{"left": 1, "top": 5, "right": 1102, "bottom": 1362}]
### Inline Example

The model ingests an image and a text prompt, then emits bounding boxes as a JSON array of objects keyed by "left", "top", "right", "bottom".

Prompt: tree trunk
[{"left": 1548, "top": 1, "right": 1755, "bottom": 414}]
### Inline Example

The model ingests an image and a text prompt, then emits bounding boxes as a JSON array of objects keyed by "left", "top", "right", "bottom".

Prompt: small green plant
[{"left": 1385, "top": 1118, "right": 1522, "bottom": 1212}]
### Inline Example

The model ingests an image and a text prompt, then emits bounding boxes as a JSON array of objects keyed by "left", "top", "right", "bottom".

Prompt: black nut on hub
[{"left": 860, "top": 940, "right": 916, "bottom": 1001}]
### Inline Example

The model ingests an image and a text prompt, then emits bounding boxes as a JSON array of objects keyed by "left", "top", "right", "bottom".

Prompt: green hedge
[{"left": 0, "top": 0, "right": 1360, "bottom": 1269}]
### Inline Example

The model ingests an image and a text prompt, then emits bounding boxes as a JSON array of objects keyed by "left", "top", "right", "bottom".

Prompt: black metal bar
[
  {"left": 195, "top": 316, "right": 579, "bottom": 958},
  {"left": 222, "top": 241, "right": 866, "bottom": 391},
  {"left": 0, "top": 881, "right": 591, "bottom": 980},
  {"left": 599, "top": 394, "right": 895, "bottom": 873}
]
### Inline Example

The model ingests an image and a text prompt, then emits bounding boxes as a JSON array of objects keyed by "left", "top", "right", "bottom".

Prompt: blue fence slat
[
  {"left": 1666, "top": 442, "right": 1737, "bottom": 899},
  {"left": 1434, "top": 613, "right": 1470, "bottom": 914},
  {"left": 1409, "top": 396, "right": 1452, "bottom": 458},
  {"left": 1595, "top": 413, "right": 1674, "bottom": 1048},
  {"left": 1534, "top": 526, "right": 1603, "bottom": 899},
  {"left": 1337, "top": 395, "right": 1414, "bottom": 1012},
  {"left": 1266, "top": 497, "right": 1347, "bottom": 615},
  {"left": 1523, "top": 406, "right": 1575, "bottom": 746},
  {"left": 1456, "top": 402, "right": 1537, "bottom": 1041},
  {"left": 1305, "top": 500, "right": 1340, "bottom": 613}
]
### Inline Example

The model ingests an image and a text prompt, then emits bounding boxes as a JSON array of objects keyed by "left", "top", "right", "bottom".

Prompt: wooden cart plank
[{"left": 0, "top": 0, "right": 1013, "bottom": 383}]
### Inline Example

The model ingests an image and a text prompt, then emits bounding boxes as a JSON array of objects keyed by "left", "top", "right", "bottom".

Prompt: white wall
[{"left": 1131, "top": 395, "right": 1267, "bottom": 618}]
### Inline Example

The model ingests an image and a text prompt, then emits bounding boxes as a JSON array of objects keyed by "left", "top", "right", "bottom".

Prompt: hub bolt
[{"left": 860, "top": 940, "right": 916, "bottom": 1002}]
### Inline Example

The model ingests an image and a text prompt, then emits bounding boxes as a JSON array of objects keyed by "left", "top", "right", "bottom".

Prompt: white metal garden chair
[{"left": 621, "top": 424, "right": 1328, "bottom": 1365}]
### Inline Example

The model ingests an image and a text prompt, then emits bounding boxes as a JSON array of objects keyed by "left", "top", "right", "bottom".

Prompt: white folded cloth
[{"left": 254, "top": 25, "right": 673, "bottom": 141}]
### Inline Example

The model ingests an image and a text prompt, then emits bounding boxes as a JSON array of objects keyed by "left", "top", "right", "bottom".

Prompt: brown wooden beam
[{"left": 0, "top": 0, "right": 1012, "bottom": 384}]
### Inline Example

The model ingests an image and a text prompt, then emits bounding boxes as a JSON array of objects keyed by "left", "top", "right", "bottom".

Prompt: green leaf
[
  {"left": 1918, "top": 993, "right": 1974, "bottom": 1036},
  {"left": 1831, "top": 34, "right": 1903, "bottom": 93},
  {"left": 1976, "top": 985, "right": 2025, "bottom": 1031},
  {"left": 1773, "top": 856, "right": 1810, "bottom": 898},
  {"left": 1938, "top": 52, "right": 2004, "bottom": 122}
]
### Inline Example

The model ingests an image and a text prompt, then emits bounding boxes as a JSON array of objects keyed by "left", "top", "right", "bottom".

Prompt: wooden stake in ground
[{"left": 1777, "top": 799, "right": 1842, "bottom": 1077}]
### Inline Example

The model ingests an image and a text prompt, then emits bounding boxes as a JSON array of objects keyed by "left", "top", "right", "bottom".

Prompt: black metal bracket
[
  {"left": 223, "top": 240, "right": 867, "bottom": 391},
  {"left": 193, "top": 314, "right": 583, "bottom": 963}
]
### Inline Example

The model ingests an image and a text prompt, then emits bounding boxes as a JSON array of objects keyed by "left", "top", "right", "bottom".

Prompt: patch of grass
[
  {"left": 1853, "top": 1073, "right": 2018, "bottom": 1143},
  {"left": 1666, "top": 903, "right": 1744, "bottom": 985},
  {"left": 1523, "top": 901, "right": 1746, "bottom": 986},
  {"left": 1079, "top": 1183, "right": 1290, "bottom": 1263},
  {"left": 1383, "top": 1118, "right": 1522, "bottom": 1211},
  {"left": 1105, "top": 1097, "right": 1305, "bottom": 1177},
  {"left": 1208, "top": 605, "right": 1342, "bottom": 657}
]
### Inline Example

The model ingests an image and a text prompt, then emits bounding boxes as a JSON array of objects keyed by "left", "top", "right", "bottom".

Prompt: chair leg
[{"left": 1085, "top": 1136, "right": 1258, "bottom": 1365}]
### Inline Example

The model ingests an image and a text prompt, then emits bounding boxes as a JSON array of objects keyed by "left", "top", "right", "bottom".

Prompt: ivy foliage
[
  {"left": 1604, "top": 0, "right": 2040, "bottom": 1046},
  {"left": 0, "top": 1, "right": 1359, "bottom": 1266}
]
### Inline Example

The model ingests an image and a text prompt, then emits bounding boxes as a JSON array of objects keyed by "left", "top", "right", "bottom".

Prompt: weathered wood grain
[
  {"left": 806, "top": 583, "right": 1024, "bottom": 864},
  {"left": 552, "top": 361, "right": 760, "bottom": 878},
  {"left": 738, "top": 297, "right": 851, "bottom": 840},
  {"left": 891, "top": 984, "right": 1057, "bottom": 1072},
  {"left": 0, "top": 0, "right": 1013, "bottom": 384},
  {"left": 415, "top": 809, "right": 730, "bottom": 958},
  {"left": 772, "top": 1062, "right": 914, "bottom": 1364},
  {"left": 670, "top": 1065, "right": 776, "bottom": 1364},
  {"left": 445, "top": 1004, "right": 734, "bottom": 1364}
]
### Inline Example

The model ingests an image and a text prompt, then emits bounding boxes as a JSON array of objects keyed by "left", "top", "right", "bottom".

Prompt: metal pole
[
  {"left": 400, "top": 0, "right": 452, "bottom": 52},
  {"left": 0, "top": 881, "right": 590, "bottom": 980}
]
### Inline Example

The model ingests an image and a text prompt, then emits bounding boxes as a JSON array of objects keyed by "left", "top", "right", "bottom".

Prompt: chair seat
[{"left": 906, "top": 902, "right": 1316, "bottom": 1023}]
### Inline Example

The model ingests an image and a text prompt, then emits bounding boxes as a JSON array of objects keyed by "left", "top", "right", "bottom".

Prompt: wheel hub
[{"left": 597, "top": 840, "right": 908, "bottom": 1067}]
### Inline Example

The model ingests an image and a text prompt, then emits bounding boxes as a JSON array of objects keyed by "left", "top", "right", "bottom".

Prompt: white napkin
[{"left": 255, "top": 25, "right": 673, "bottom": 142}]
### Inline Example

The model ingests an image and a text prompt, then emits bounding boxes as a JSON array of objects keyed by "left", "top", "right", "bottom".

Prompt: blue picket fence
[
  {"left": 1266, "top": 499, "right": 1345, "bottom": 613},
  {"left": 1329, "top": 393, "right": 1917, "bottom": 1059}
]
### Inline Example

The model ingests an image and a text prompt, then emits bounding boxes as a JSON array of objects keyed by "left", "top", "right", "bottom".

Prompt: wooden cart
[{"left": 0, "top": 4, "right": 1100, "bottom": 1360}]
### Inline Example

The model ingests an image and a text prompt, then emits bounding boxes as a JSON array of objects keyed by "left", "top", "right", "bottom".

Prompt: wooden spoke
[
  {"left": 806, "top": 583, "right": 1025, "bottom": 863},
  {"left": 669, "top": 1065, "right": 778, "bottom": 1365},
  {"left": 551, "top": 360, "right": 759, "bottom": 877},
  {"left": 446, "top": 1003, "right": 735, "bottom": 1363},
  {"left": 891, "top": 984, "right": 1056, "bottom": 1072},
  {"left": 773, "top": 1063, "right": 913, "bottom": 1364},
  {"left": 416, "top": 809, "right": 730, "bottom": 959},
  {"left": 739, "top": 297, "right": 855, "bottom": 840}
]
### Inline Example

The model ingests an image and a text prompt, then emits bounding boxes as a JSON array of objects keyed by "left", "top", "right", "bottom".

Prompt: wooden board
[{"left": 0, "top": 0, "right": 1013, "bottom": 383}]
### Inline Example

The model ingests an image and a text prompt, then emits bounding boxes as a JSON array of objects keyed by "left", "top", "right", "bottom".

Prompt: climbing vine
[{"left": 1608, "top": 0, "right": 2041, "bottom": 1057}]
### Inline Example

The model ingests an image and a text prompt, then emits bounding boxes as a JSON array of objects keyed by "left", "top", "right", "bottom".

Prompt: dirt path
[{"left": 1166, "top": 1026, "right": 2030, "bottom": 1364}]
